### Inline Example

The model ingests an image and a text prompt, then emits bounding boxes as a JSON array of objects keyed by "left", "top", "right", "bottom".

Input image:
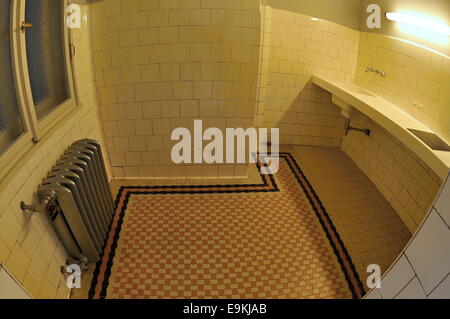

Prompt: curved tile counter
[{"left": 312, "top": 75, "right": 450, "bottom": 180}]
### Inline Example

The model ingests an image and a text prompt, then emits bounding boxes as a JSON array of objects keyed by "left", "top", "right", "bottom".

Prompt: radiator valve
[
  {"left": 61, "top": 258, "right": 89, "bottom": 275},
  {"left": 20, "top": 190, "right": 57, "bottom": 214}
]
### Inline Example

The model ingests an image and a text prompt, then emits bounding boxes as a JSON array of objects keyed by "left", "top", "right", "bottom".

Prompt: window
[
  {"left": 0, "top": 0, "right": 76, "bottom": 176},
  {"left": 25, "top": 0, "right": 70, "bottom": 121},
  {"left": 0, "top": 0, "right": 25, "bottom": 155}
]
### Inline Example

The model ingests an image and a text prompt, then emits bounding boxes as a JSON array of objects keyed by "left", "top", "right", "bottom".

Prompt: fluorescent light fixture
[
  {"left": 386, "top": 12, "right": 450, "bottom": 36},
  {"left": 310, "top": 17, "right": 319, "bottom": 21}
]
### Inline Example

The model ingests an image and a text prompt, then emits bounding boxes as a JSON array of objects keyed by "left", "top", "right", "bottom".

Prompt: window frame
[{"left": 0, "top": 0, "right": 78, "bottom": 182}]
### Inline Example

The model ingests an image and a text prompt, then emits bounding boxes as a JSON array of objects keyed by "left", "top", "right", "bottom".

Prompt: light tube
[{"left": 386, "top": 12, "right": 450, "bottom": 36}]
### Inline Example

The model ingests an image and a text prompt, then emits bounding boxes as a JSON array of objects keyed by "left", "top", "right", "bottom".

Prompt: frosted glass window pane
[
  {"left": 0, "top": 0, "right": 25, "bottom": 155},
  {"left": 25, "top": 0, "right": 69, "bottom": 120}
]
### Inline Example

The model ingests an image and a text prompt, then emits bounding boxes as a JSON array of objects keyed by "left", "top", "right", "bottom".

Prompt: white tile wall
[
  {"left": 364, "top": 289, "right": 382, "bottom": 299},
  {"left": 435, "top": 176, "right": 450, "bottom": 227},
  {"left": 355, "top": 32, "right": 450, "bottom": 143},
  {"left": 379, "top": 255, "right": 415, "bottom": 299},
  {"left": 91, "top": 0, "right": 261, "bottom": 179},
  {"left": 364, "top": 172, "right": 450, "bottom": 299},
  {"left": 342, "top": 115, "right": 443, "bottom": 233},
  {"left": 429, "top": 274, "right": 450, "bottom": 299},
  {"left": 257, "top": 6, "right": 358, "bottom": 146},
  {"left": 395, "top": 277, "right": 427, "bottom": 299},
  {"left": 405, "top": 209, "right": 450, "bottom": 294},
  {"left": 342, "top": 32, "right": 449, "bottom": 234}
]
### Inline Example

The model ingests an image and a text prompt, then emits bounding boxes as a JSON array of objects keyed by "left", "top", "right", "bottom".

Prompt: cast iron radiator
[{"left": 28, "top": 139, "right": 114, "bottom": 263}]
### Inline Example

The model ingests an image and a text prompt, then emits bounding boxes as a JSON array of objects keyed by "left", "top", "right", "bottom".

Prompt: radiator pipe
[
  {"left": 21, "top": 191, "right": 90, "bottom": 272},
  {"left": 344, "top": 119, "right": 371, "bottom": 136},
  {"left": 20, "top": 190, "right": 57, "bottom": 214},
  {"left": 61, "top": 257, "right": 89, "bottom": 274}
]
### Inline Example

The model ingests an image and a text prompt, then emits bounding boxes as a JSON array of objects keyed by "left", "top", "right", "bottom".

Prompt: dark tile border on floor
[{"left": 88, "top": 153, "right": 365, "bottom": 299}]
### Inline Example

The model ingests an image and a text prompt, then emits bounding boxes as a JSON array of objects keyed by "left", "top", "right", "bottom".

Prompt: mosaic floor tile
[{"left": 89, "top": 154, "right": 364, "bottom": 299}]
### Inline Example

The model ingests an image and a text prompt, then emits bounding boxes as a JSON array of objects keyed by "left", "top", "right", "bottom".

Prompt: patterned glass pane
[
  {"left": 25, "top": 0, "right": 69, "bottom": 120},
  {"left": 0, "top": 0, "right": 25, "bottom": 155}
]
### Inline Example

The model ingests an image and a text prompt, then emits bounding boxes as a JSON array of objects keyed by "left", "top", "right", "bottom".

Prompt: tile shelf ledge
[{"left": 311, "top": 75, "right": 450, "bottom": 180}]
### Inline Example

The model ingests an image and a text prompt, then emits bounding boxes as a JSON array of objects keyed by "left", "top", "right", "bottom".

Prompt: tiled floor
[
  {"left": 89, "top": 155, "right": 361, "bottom": 299},
  {"left": 291, "top": 146, "right": 411, "bottom": 285},
  {"left": 72, "top": 145, "right": 411, "bottom": 299},
  {"left": 70, "top": 165, "right": 265, "bottom": 299}
]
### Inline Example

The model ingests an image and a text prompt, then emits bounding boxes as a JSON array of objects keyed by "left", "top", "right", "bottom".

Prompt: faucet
[{"left": 365, "top": 66, "right": 385, "bottom": 77}]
